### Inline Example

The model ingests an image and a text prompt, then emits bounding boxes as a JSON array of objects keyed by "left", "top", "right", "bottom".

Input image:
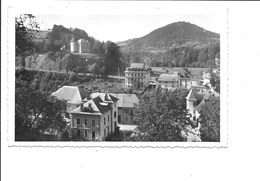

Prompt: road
[{"left": 16, "top": 67, "right": 125, "bottom": 80}]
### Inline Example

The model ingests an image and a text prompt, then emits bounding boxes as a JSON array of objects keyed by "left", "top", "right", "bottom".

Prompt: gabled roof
[
  {"left": 92, "top": 96, "right": 112, "bottom": 114},
  {"left": 71, "top": 96, "right": 112, "bottom": 115},
  {"left": 186, "top": 89, "right": 197, "bottom": 102},
  {"left": 52, "top": 86, "right": 89, "bottom": 104},
  {"left": 110, "top": 93, "right": 139, "bottom": 108},
  {"left": 90, "top": 92, "right": 119, "bottom": 103}
]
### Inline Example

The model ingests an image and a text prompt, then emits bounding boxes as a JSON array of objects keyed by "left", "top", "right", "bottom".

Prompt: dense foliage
[
  {"left": 15, "top": 14, "right": 40, "bottom": 56},
  {"left": 128, "top": 88, "right": 191, "bottom": 141},
  {"left": 120, "top": 21, "right": 220, "bottom": 68},
  {"left": 15, "top": 69, "right": 67, "bottom": 141},
  {"left": 121, "top": 43, "right": 220, "bottom": 68},
  {"left": 199, "top": 96, "right": 220, "bottom": 142}
]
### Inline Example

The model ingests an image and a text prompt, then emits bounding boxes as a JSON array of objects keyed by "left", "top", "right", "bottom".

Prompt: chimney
[{"left": 80, "top": 102, "right": 84, "bottom": 112}]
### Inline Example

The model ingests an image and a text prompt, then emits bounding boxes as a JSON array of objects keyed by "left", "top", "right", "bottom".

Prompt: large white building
[
  {"left": 124, "top": 63, "right": 152, "bottom": 90},
  {"left": 70, "top": 37, "right": 91, "bottom": 53}
]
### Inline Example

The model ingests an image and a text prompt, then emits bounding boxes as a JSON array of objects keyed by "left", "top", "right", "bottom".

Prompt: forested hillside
[{"left": 119, "top": 21, "right": 220, "bottom": 68}]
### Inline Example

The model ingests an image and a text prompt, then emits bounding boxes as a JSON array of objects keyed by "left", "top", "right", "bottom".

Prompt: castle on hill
[{"left": 70, "top": 37, "right": 91, "bottom": 53}]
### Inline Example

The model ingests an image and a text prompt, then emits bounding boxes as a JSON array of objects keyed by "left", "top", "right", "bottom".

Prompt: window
[
  {"left": 77, "top": 130, "right": 80, "bottom": 137},
  {"left": 130, "top": 109, "right": 133, "bottom": 116},
  {"left": 85, "top": 119, "right": 87, "bottom": 125},
  {"left": 114, "top": 111, "right": 116, "bottom": 118},
  {"left": 104, "top": 118, "right": 106, "bottom": 125},
  {"left": 92, "top": 120, "right": 95, "bottom": 127},
  {"left": 108, "top": 115, "right": 109, "bottom": 122},
  {"left": 92, "top": 131, "right": 95, "bottom": 140},
  {"left": 77, "top": 118, "right": 80, "bottom": 125},
  {"left": 85, "top": 130, "right": 88, "bottom": 138},
  {"left": 118, "top": 115, "right": 121, "bottom": 123},
  {"left": 104, "top": 129, "right": 106, "bottom": 137}
]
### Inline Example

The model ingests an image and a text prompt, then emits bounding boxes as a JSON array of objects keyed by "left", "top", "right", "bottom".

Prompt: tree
[
  {"left": 210, "top": 73, "right": 220, "bottom": 93},
  {"left": 127, "top": 88, "right": 191, "bottom": 141},
  {"left": 89, "top": 63, "right": 100, "bottom": 75},
  {"left": 199, "top": 96, "right": 220, "bottom": 142},
  {"left": 15, "top": 80, "right": 67, "bottom": 141},
  {"left": 93, "top": 41, "right": 104, "bottom": 53},
  {"left": 15, "top": 14, "right": 39, "bottom": 57},
  {"left": 103, "top": 41, "right": 122, "bottom": 75}
]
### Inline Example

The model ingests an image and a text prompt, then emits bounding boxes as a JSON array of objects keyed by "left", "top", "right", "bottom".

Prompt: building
[
  {"left": 110, "top": 93, "right": 139, "bottom": 125},
  {"left": 186, "top": 89, "right": 218, "bottom": 127},
  {"left": 157, "top": 73, "right": 180, "bottom": 90},
  {"left": 70, "top": 37, "right": 91, "bottom": 53},
  {"left": 70, "top": 93, "right": 119, "bottom": 141},
  {"left": 51, "top": 86, "right": 91, "bottom": 118},
  {"left": 124, "top": 63, "right": 152, "bottom": 90}
]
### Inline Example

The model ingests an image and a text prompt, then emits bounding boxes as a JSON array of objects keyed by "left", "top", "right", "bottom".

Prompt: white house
[
  {"left": 70, "top": 93, "right": 119, "bottom": 141},
  {"left": 157, "top": 73, "right": 180, "bottom": 90},
  {"left": 70, "top": 37, "right": 91, "bottom": 53}
]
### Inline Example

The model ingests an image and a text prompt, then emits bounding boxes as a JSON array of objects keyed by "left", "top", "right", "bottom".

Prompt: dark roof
[
  {"left": 92, "top": 96, "right": 112, "bottom": 114},
  {"left": 78, "top": 87, "right": 91, "bottom": 100},
  {"left": 109, "top": 94, "right": 119, "bottom": 102},
  {"left": 194, "top": 93, "right": 204, "bottom": 104}
]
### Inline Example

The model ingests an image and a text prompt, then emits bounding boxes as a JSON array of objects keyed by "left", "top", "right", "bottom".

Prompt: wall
[
  {"left": 71, "top": 113, "right": 102, "bottom": 141},
  {"left": 118, "top": 107, "right": 134, "bottom": 125}
]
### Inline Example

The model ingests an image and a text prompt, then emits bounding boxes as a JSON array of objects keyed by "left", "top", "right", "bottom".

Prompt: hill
[
  {"left": 119, "top": 21, "right": 220, "bottom": 68},
  {"left": 16, "top": 24, "right": 123, "bottom": 75}
]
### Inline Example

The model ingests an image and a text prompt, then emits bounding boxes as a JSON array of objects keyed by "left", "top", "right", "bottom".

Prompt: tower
[
  {"left": 186, "top": 89, "right": 197, "bottom": 118},
  {"left": 70, "top": 37, "right": 78, "bottom": 53}
]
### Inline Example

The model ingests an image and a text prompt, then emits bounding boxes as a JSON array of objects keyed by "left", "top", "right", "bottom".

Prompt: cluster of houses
[
  {"left": 43, "top": 62, "right": 219, "bottom": 141},
  {"left": 124, "top": 63, "right": 213, "bottom": 91},
  {"left": 47, "top": 86, "right": 139, "bottom": 141}
]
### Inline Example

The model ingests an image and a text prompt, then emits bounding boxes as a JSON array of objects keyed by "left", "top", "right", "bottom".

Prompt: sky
[{"left": 33, "top": 2, "right": 222, "bottom": 42}]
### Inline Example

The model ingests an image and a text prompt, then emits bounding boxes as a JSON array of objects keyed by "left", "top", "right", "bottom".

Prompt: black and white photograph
[
  {"left": 3, "top": 1, "right": 260, "bottom": 181},
  {"left": 14, "top": 8, "right": 222, "bottom": 143}
]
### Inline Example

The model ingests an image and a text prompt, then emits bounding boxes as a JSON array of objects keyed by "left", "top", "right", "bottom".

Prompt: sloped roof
[
  {"left": 158, "top": 73, "right": 179, "bottom": 82},
  {"left": 130, "top": 63, "right": 145, "bottom": 69},
  {"left": 90, "top": 92, "right": 118, "bottom": 103},
  {"left": 71, "top": 96, "right": 112, "bottom": 115},
  {"left": 194, "top": 93, "right": 204, "bottom": 102},
  {"left": 70, "top": 37, "right": 75, "bottom": 42},
  {"left": 110, "top": 93, "right": 139, "bottom": 108},
  {"left": 77, "top": 39, "right": 88, "bottom": 43},
  {"left": 52, "top": 86, "right": 89, "bottom": 104},
  {"left": 92, "top": 96, "right": 112, "bottom": 114},
  {"left": 186, "top": 89, "right": 197, "bottom": 102}
]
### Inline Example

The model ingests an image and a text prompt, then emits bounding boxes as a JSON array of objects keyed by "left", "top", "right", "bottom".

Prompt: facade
[
  {"left": 124, "top": 63, "right": 152, "bottom": 90},
  {"left": 110, "top": 93, "right": 139, "bottom": 125},
  {"left": 157, "top": 73, "right": 180, "bottom": 90},
  {"left": 70, "top": 37, "right": 91, "bottom": 53},
  {"left": 70, "top": 93, "right": 118, "bottom": 141}
]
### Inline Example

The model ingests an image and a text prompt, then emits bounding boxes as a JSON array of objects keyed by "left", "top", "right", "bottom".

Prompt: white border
[{"left": 5, "top": 1, "right": 228, "bottom": 147}]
